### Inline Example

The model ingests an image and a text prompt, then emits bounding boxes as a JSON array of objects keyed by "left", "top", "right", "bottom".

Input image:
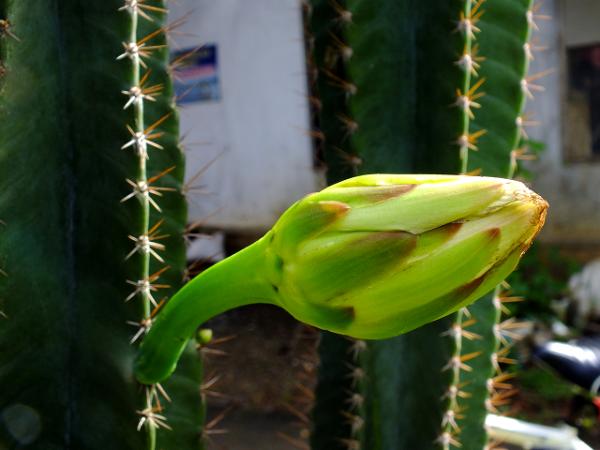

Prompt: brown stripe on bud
[
  {"left": 364, "top": 230, "right": 416, "bottom": 241},
  {"left": 273, "top": 200, "right": 351, "bottom": 251},
  {"left": 439, "top": 222, "right": 464, "bottom": 237},
  {"left": 364, "top": 184, "right": 416, "bottom": 202},
  {"left": 323, "top": 185, "right": 416, "bottom": 205},
  {"left": 455, "top": 275, "right": 486, "bottom": 298},
  {"left": 361, "top": 230, "right": 418, "bottom": 255},
  {"left": 487, "top": 227, "right": 501, "bottom": 240},
  {"left": 342, "top": 306, "right": 355, "bottom": 320}
]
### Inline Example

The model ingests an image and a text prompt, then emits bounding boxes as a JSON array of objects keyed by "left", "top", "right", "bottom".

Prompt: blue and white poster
[{"left": 172, "top": 44, "right": 220, "bottom": 104}]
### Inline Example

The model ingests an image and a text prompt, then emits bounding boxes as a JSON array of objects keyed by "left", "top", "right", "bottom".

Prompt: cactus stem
[
  {"left": 456, "top": 1, "right": 485, "bottom": 175},
  {"left": 118, "top": 1, "right": 177, "bottom": 444},
  {"left": 442, "top": 16, "right": 488, "bottom": 429}
]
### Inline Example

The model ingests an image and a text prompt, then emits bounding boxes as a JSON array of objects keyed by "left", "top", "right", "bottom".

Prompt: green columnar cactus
[
  {"left": 452, "top": 2, "right": 537, "bottom": 448},
  {"left": 0, "top": 1, "right": 204, "bottom": 449},
  {"left": 306, "top": 0, "right": 538, "bottom": 449}
]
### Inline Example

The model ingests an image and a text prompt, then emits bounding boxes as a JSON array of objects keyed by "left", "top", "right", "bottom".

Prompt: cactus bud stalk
[{"left": 135, "top": 174, "right": 547, "bottom": 384}]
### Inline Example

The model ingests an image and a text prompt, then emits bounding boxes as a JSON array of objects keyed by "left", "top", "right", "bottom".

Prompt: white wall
[
  {"left": 169, "top": 0, "right": 322, "bottom": 232},
  {"left": 527, "top": 0, "right": 600, "bottom": 245}
]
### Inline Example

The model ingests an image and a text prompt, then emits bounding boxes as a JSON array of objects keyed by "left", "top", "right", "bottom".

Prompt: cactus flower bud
[{"left": 135, "top": 174, "right": 547, "bottom": 384}]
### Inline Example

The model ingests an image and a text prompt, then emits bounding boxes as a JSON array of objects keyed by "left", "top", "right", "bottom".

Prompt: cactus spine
[
  {"left": 307, "top": 0, "right": 541, "bottom": 448},
  {"left": 0, "top": 1, "right": 204, "bottom": 448}
]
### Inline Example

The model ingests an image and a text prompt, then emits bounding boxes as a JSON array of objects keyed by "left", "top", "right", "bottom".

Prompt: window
[
  {"left": 563, "top": 0, "right": 600, "bottom": 162},
  {"left": 566, "top": 45, "right": 600, "bottom": 160}
]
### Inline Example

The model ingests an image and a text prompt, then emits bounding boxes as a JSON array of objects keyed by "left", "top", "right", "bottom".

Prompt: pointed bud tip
[{"left": 318, "top": 200, "right": 351, "bottom": 215}]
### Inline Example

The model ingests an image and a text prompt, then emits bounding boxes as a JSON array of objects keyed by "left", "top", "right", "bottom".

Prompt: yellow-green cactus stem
[{"left": 135, "top": 174, "right": 547, "bottom": 384}]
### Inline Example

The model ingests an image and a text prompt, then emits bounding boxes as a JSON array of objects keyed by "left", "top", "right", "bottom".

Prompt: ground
[
  {"left": 199, "top": 305, "right": 600, "bottom": 449},
  {"left": 201, "top": 304, "right": 316, "bottom": 450}
]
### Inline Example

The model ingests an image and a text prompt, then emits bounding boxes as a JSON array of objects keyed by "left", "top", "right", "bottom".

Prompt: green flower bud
[
  {"left": 135, "top": 174, "right": 547, "bottom": 384},
  {"left": 267, "top": 174, "right": 547, "bottom": 339}
]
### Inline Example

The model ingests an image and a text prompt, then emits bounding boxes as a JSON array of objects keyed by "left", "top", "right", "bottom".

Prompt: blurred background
[{"left": 167, "top": 1, "right": 600, "bottom": 448}]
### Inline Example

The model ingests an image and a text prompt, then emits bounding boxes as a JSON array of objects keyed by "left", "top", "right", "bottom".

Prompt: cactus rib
[
  {"left": 440, "top": 1, "right": 486, "bottom": 447},
  {"left": 0, "top": 1, "right": 203, "bottom": 448},
  {"left": 118, "top": 2, "right": 163, "bottom": 444},
  {"left": 451, "top": 1, "right": 539, "bottom": 448},
  {"left": 118, "top": 2, "right": 206, "bottom": 449},
  {"left": 304, "top": 0, "right": 544, "bottom": 448}
]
